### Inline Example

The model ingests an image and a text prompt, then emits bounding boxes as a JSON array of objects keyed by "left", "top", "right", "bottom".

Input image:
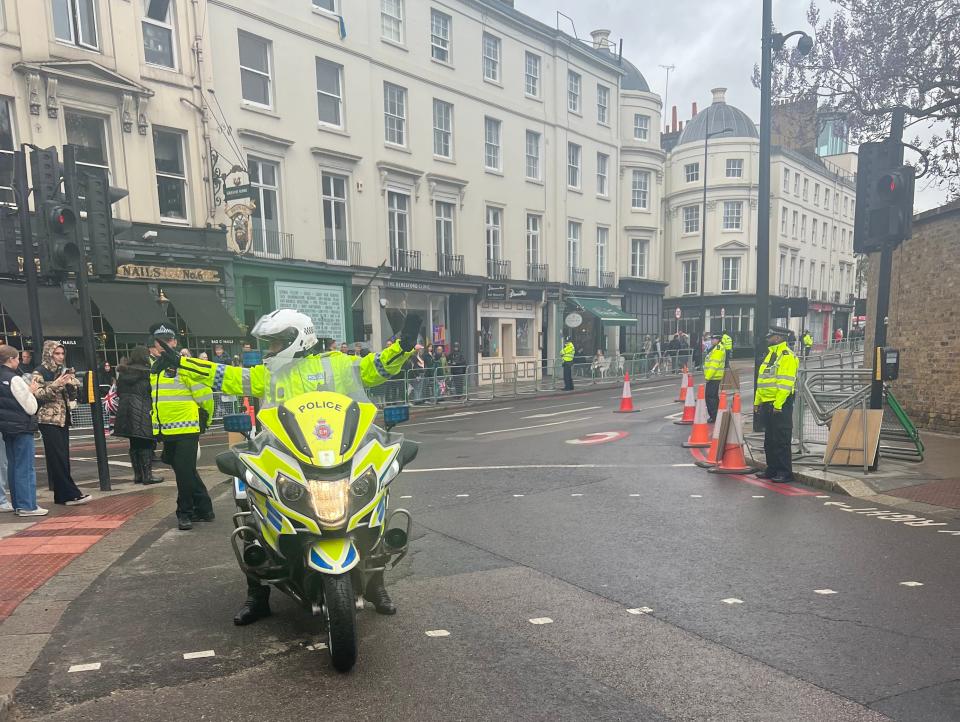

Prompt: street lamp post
[{"left": 699, "top": 126, "right": 732, "bottom": 363}]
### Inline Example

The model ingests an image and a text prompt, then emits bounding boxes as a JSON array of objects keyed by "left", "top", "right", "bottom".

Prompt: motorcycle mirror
[{"left": 399, "top": 439, "right": 419, "bottom": 467}]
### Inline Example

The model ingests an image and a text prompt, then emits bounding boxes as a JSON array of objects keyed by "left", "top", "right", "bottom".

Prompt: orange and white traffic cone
[
  {"left": 709, "top": 392, "right": 752, "bottom": 474},
  {"left": 243, "top": 397, "right": 256, "bottom": 427},
  {"left": 673, "top": 382, "right": 696, "bottom": 425},
  {"left": 695, "top": 392, "right": 727, "bottom": 467},
  {"left": 676, "top": 368, "right": 689, "bottom": 402},
  {"left": 682, "top": 384, "right": 711, "bottom": 448},
  {"left": 614, "top": 372, "right": 639, "bottom": 413}
]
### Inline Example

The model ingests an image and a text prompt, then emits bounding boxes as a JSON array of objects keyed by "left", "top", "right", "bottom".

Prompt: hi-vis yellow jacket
[
  {"left": 561, "top": 342, "right": 575, "bottom": 362},
  {"left": 151, "top": 367, "right": 214, "bottom": 437},
  {"left": 176, "top": 341, "right": 411, "bottom": 405},
  {"left": 754, "top": 342, "right": 799, "bottom": 410},
  {"left": 703, "top": 344, "right": 726, "bottom": 381},
  {"left": 721, "top": 333, "right": 733, "bottom": 352}
]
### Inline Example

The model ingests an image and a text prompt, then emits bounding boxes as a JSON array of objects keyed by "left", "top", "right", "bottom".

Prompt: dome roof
[
  {"left": 619, "top": 58, "right": 650, "bottom": 92},
  {"left": 678, "top": 88, "right": 758, "bottom": 145}
]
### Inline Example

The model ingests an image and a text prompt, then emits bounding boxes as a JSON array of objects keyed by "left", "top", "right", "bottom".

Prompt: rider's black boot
[
  {"left": 233, "top": 582, "right": 271, "bottom": 626},
  {"left": 364, "top": 571, "right": 396, "bottom": 615}
]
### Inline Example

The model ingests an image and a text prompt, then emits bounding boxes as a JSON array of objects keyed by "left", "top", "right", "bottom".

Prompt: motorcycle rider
[{"left": 153, "top": 309, "right": 421, "bottom": 625}]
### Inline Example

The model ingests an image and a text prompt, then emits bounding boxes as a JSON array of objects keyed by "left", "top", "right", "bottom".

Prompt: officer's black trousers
[
  {"left": 705, "top": 380, "right": 721, "bottom": 421},
  {"left": 758, "top": 396, "right": 794, "bottom": 476},
  {"left": 562, "top": 361, "right": 574, "bottom": 390},
  {"left": 164, "top": 434, "right": 213, "bottom": 520}
]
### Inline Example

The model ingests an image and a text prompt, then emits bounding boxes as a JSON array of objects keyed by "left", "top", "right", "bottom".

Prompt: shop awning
[
  {"left": 567, "top": 296, "right": 637, "bottom": 326},
  {"left": 0, "top": 281, "right": 82, "bottom": 338},
  {"left": 88, "top": 283, "right": 168, "bottom": 339},
  {"left": 163, "top": 286, "right": 244, "bottom": 339}
]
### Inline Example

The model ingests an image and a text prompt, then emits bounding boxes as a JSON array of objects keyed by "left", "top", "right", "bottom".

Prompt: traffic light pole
[
  {"left": 13, "top": 149, "right": 44, "bottom": 349},
  {"left": 62, "top": 145, "right": 111, "bottom": 492},
  {"left": 754, "top": 0, "right": 773, "bottom": 431},
  {"left": 869, "top": 109, "right": 905, "bottom": 412}
]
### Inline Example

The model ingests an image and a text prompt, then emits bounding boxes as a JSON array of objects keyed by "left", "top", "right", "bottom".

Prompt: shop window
[
  {"left": 516, "top": 318, "right": 533, "bottom": 357},
  {"left": 480, "top": 316, "right": 497, "bottom": 357}
]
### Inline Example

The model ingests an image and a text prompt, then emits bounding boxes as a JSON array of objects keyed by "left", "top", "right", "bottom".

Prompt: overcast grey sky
[{"left": 518, "top": 0, "right": 946, "bottom": 211}]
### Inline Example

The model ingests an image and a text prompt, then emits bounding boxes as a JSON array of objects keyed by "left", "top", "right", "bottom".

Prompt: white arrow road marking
[
  {"left": 476, "top": 417, "right": 593, "bottom": 436},
  {"left": 899, "top": 581, "right": 924, "bottom": 587},
  {"left": 68, "top": 663, "right": 101, "bottom": 673},
  {"left": 525, "top": 406, "right": 602, "bottom": 419},
  {"left": 183, "top": 650, "right": 215, "bottom": 660},
  {"left": 626, "top": 607, "right": 653, "bottom": 615},
  {"left": 722, "top": 598, "right": 744, "bottom": 605},
  {"left": 425, "top": 629, "right": 450, "bottom": 637},
  {"left": 529, "top": 618, "right": 553, "bottom": 625},
  {"left": 814, "top": 589, "right": 838, "bottom": 595}
]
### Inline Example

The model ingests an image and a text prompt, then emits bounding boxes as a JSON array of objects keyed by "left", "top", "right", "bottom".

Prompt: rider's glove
[
  {"left": 400, "top": 314, "right": 422, "bottom": 352},
  {"left": 151, "top": 339, "right": 182, "bottom": 374}
]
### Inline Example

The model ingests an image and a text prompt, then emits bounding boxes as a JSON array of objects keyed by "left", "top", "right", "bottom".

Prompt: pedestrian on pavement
[
  {"left": 448, "top": 341, "right": 467, "bottom": 398},
  {"left": 97, "top": 359, "right": 116, "bottom": 387},
  {"left": 561, "top": 337, "right": 575, "bottom": 391},
  {"left": 801, "top": 330, "right": 813, "bottom": 358},
  {"left": 198, "top": 352, "right": 209, "bottom": 361},
  {"left": 19, "top": 349, "right": 35, "bottom": 374},
  {"left": 211, "top": 344, "right": 231, "bottom": 365},
  {"left": 148, "top": 323, "right": 215, "bottom": 530},
  {"left": 703, "top": 333, "right": 726, "bottom": 422},
  {"left": 179, "top": 348, "right": 191, "bottom": 358},
  {"left": 353, "top": 341, "right": 365, "bottom": 357},
  {"left": 0, "top": 345, "right": 46, "bottom": 516},
  {"left": 754, "top": 326, "right": 799, "bottom": 483},
  {"left": 115, "top": 346, "right": 163, "bottom": 486},
  {"left": 340, "top": 342, "right": 350, "bottom": 355},
  {"left": 34, "top": 342, "right": 90, "bottom": 506}
]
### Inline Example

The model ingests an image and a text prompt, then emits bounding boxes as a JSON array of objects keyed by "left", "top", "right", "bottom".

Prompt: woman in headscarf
[
  {"left": 114, "top": 346, "right": 163, "bottom": 485},
  {"left": 34, "top": 341, "right": 90, "bottom": 505}
]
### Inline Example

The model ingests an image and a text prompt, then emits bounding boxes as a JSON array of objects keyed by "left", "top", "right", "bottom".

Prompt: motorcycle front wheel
[{"left": 322, "top": 574, "right": 358, "bottom": 672}]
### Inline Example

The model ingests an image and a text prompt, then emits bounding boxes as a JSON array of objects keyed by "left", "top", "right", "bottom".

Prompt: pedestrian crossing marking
[
  {"left": 626, "top": 607, "right": 653, "bottom": 615},
  {"left": 529, "top": 617, "right": 553, "bottom": 625},
  {"left": 814, "top": 589, "right": 838, "bottom": 595},
  {"left": 721, "top": 598, "right": 743, "bottom": 605},
  {"left": 899, "top": 581, "right": 923, "bottom": 587},
  {"left": 68, "top": 662, "right": 101, "bottom": 673},
  {"left": 183, "top": 650, "right": 215, "bottom": 660},
  {"left": 425, "top": 629, "right": 450, "bottom": 637}
]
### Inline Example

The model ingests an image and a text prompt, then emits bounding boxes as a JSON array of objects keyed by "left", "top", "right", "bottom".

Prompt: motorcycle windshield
[{"left": 264, "top": 354, "right": 373, "bottom": 409}]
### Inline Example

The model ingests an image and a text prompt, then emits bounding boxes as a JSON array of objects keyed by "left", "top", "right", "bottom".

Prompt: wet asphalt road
[{"left": 11, "top": 381, "right": 960, "bottom": 721}]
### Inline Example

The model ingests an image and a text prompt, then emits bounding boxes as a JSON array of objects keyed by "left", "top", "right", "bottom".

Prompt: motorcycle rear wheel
[{"left": 322, "top": 574, "right": 358, "bottom": 672}]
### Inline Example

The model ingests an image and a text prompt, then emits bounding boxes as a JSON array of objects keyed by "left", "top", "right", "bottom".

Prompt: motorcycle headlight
[
  {"left": 351, "top": 469, "right": 377, "bottom": 498},
  {"left": 278, "top": 474, "right": 305, "bottom": 503},
  {"left": 306, "top": 478, "right": 351, "bottom": 525}
]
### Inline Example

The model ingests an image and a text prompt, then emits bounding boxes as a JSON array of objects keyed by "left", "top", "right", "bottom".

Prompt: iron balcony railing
[
  {"left": 487, "top": 258, "right": 511, "bottom": 280},
  {"left": 527, "top": 263, "right": 549, "bottom": 283},
  {"left": 250, "top": 229, "right": 295, "bottom": 260},
  {"left": 390, "top": 247, "right": 421, "bottom": 272},
  {"left": 791, "top": 285, "right": 801, "bottom": 297},
  {"left": 325, "top": 238, "right": 363, "bottom": 265},
  {"left": 438, "top": 253, "right": 464, "bottom": 276},
  {"left": 599, "top": 271, "right": 616, "bottom": 288},
  {"left": 569, "top": 267, "right": 589, "bottom": 286},
  {"left": 779, "top": 283, "right": 789, "bottom": 296}
]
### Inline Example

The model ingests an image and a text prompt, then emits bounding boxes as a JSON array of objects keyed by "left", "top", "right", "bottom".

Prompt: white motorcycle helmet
[{"left": 250, "top": 309, "right": 319, "bottom": 371}]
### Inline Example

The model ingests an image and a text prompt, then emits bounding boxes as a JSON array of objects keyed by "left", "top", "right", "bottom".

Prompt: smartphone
[{"left": 61, "top": 367, "right": 75, "bottom": 376}]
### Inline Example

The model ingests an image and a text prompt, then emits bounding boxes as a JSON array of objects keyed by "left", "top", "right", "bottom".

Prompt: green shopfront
[{"left": 231, "top": 259, "right": 353, "bottom": 347}]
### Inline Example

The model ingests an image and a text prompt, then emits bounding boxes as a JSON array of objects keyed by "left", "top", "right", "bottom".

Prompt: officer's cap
[
  {"left": 711, "top": 332, "right": 723, "bottom": 340},
  {"left": 149, "top": 322, "right": 177, "bottom": 341},
  {"left": 766, "top": 325, "right": 791, "bottom": 338}
]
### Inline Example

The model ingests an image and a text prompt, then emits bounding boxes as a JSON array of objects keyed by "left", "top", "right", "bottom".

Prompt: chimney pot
[
  {"left": 679, "top": 120, "right": 684, "bottom": 131},
  {"left": 691, "top": 102, "right": 698, "bottom": 117},
  {"left": 589, "top": 29, "right": 611, "bottom": 50},
  {"left": 671, "top": 105, "right": 678, "bottom": 132},
  {"left": 711, "top": 87, "right": 728, "bottom": 105}
]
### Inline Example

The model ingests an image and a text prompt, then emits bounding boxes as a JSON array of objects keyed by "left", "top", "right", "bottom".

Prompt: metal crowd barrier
[{"left": 73, "top": 391, "right": 241, "bottom": 432}]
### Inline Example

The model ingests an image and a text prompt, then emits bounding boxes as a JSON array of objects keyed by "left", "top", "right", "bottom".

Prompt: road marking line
[
  {"left": 404, "top": 463, "right": 628, "bottom": 473},
  {"left": 815, "top": 495, "right": 831, "bottom": 499},
  {"left": 570, "top": 493, "right": 583, "bottom": 497},
  {"left": 511, "top": 401, "right": 586, "bottom": 413},
  {"left": 529, "top": 617, "right": 553, "bottom": 625},
  {"left": 425, "top": 629, "right": 450, "bottom": 637},
  {"left": 752, "top": 495, "right": 765, "bottom": 498},
  {"left": 475, "top": 417, "right": 593, "bottom": 436},
  {"left": 404, "top": 407, "right": 514, "bottom": 427},
  {"left": 721, "top": 598, "right": 743, "bottom": 605},
  {"left": 306, "top": 642, "right": 328, "bottom": 651},
  {"left": 399, "top": 495, "right": 412, "bottom": 499},
  {"left": 524, "top": 405, "right": 602, "bottom": 419},
  {"left": 513, "top": 494, "right": 525, "bottom": 497},
  {"left": 814, "top": 589, "right": 838, "bottom": 595},
  {"left": 183, "top": 650, "right": 215, "bottom": 660},
  {"left": 672, "top": 463, "right": 696, "bottom": 467},
  {"left": 629, "top": 493, "right": 640, "bottom": 497},
  {"left": 73, "top": 457, "right": 132, "bottom": 468},
  {"left": 455, "top": 494, "right": 469, "bottom": 498},
  {"left": 68, "top": 663, "right": 101, "bottom": 673},
  {"left": 663, "top": 411, "right": 683, "bottom": 420},
  {"left": 626, "top": 607, "right": 653, "bottom": 615},
  {"left": 689, "top": 494, "right": 703, "bottom": 498},
  {"left": 899, "top": 581, "right": 923, "bottom": 587}
]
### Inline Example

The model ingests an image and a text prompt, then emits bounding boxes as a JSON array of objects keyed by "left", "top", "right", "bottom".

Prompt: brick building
[{"left": 865, "top": 200, "right": 960, "bottom": 433}]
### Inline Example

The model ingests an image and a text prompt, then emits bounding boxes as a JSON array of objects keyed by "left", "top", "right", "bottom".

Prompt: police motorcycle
[{"left": 216, "top": 362, "right": 416, "bottom": 673}]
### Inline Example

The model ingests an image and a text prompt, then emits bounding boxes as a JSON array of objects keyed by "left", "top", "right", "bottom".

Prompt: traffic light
[
  {"left": 853, "top": 141, "right": 915, "bottom": 253},
  {"left": 80, "top": 167, "right": 129, "bottom": 277},
  {"left": 29, "top": 146, "right": 63, "bottom": 276},
  {"left": 41, "top": 201, "right": 81, "bottom": 271},
  {"left": 0, "top": 206, "right": 19, "bottom": 274}
]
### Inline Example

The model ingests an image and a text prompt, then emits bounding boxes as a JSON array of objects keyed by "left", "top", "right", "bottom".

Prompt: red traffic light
[
  {"left": 46, "top": 204, "right": 76, "bottom": 234},
  {"left": 876, "top": 172, "right": 904, "bottom": 198}
]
